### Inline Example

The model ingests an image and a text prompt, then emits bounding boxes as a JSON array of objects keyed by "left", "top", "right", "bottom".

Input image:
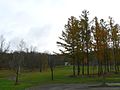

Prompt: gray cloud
[
  {"left": 28, "top": 25, "right": 51, "bottom": 39},
  {"left": 0, "top": 0, "right": 119, "bottom": 53}
]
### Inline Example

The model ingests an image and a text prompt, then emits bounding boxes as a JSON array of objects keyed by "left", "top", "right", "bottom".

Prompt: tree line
[
  {"left": 0, "top": 35, "right": 65, "bottom": 84},
  {"left": 57, "top": 10, "right": 120, "bottom": 76},
  {"left": 0, "top": 35, "right": 65, "bottom": 70},
  {"left": 0, "top": 37, "right": 48, "bottom": 71}
]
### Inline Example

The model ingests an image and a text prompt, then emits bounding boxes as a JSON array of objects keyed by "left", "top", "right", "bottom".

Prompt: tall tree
[
  {"left": 109, "top": 17, "right": 120, "bottom": 73},
  {"left": 14, "top": 39, "right": 26, "bottom": 85},
  {"left": 80, "top": 10, "right": 91, "bottom": 75},
  {"left": 93, "top": 17, "right": 105, "bottom": 75},
  {"left": 57, "top": 16, "right": 80, "bottom": 76}
]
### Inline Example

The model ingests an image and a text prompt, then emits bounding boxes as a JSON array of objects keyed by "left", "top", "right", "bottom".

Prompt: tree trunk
[
  {"left": 73, "top": 59, "right": 76, "bottom": 76},
  {"left": 82, "top": 60, "right": 84, "bottom": 76},
  {"left": 86, "top": 51, "right": 89, "bottom": 75},
  {"left": 50, "top": 67, "right": 54, "bottom": 80},
  {"left": 77, "top": 60, "right": 80, "bottom": 76},
  {"left": 15, "top": 65, "right": 20, "bottom": 85}
]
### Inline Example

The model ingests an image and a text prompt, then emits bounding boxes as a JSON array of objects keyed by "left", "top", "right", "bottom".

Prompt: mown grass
[{"left": 0, "top": 66, "right": 120, "bottom": 90}]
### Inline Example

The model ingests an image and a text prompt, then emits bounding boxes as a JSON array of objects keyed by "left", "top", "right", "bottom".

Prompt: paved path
[{"left": 26, "top": 84, "right": 120, "bottom": 90}]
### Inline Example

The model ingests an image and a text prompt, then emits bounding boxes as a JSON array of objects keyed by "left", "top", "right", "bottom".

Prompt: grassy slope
[{"left": 0, "top": 66, "right": 120, "bottom": 90}]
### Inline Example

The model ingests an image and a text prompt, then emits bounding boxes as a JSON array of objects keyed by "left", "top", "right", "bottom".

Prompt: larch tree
[
  {"left": 57, "top": 16, "right": 80, "bottom": 76},
  {"left": 80, "top": 10, "right": 91, "bottom": 75},
  {"left": 109, "top": 17, "right": 120, "bottom": 73},
  {"left": 93, "top": 17, "right": 105, "bottom": 75}
]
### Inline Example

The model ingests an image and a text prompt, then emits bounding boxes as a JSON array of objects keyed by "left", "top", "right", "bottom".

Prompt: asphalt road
[{"left": 26, "top": 84, "right": 120, "bottom": 90}]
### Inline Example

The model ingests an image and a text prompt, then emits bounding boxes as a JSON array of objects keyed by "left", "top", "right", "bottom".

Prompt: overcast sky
[{"left": 0, "top": 0, "right": 120, "bottom": 53}]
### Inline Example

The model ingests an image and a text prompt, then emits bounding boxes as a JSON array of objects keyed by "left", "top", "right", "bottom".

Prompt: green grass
[
  {"left": 0, "top": 66, "right": 120, "bottom": 90},
  {"left": 0, "top": 70, "right": 15, "bottom": 78}
]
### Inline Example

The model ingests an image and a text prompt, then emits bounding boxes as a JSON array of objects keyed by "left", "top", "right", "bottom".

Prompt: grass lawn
[{"left": 0, "top": 66, "right": 120, "bottom": 90}]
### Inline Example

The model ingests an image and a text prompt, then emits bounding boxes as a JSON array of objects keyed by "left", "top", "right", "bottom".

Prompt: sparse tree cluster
[
  {"left": 57, "top": 10, "right": 120, "bottom": 76},
  {"left": 0, "top": 10, "right": 120, "bottom": 86}
]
